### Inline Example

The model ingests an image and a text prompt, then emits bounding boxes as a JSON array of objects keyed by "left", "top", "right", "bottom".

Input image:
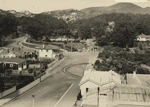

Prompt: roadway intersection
[
  {"left": 1, "top": 51, "right": 98, "bottom": 107},
  {"left": 1, "top": 36, "right": 99, "bottom": 107}
]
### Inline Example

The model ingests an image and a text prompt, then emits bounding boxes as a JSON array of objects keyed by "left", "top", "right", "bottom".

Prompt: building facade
[
  {"left": 39, "top": 49, "right": 56, "bottom": 60},
  {"left": 0, "top": 58, "right": 27, "bottom": 72}
]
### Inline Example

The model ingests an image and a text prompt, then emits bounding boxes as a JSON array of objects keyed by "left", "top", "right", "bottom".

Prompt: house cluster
[
  {"left": 50, "top": 36, "right": 75, "bottom": 42},
  {"left": 38, "top": 44, "right": 63, "bottom": 61},
  {"left": 79, "top": 58, "right": 150, "bottom": 107},
  {"left": 0, "top": 44, "right": 63, "bottom": 75}
]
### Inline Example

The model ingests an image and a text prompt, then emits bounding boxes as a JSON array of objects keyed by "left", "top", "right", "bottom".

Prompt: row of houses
[
  {"left": 0, "top": 45, "right": 63, "bottom": 74},
  {"left": 79, "top": 61, "right": 150, "bottom": 107},
  {"left": 0, "top": 44, "right": 63, "bottom": 60},
  {"left": 50, "top": 36, "right": 75, "bottom": 42}
]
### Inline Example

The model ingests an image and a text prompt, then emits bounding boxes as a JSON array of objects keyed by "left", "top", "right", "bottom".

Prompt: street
[{"left": 1, "top": 36, "right": 99, "bottom": 107}]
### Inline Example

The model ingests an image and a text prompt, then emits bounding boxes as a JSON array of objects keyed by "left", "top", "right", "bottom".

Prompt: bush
[
  {"left": 16, "top": 76, "right": 34, "bottom": 89},
  {"left": 94, "top": 60, "right": 101, "bottom": 70},
  {"left": 137, "top": 67, "right": 150, "bottom": 74},
  {"left": 77, "top": 91, "right": 82, "bottom": 100}
]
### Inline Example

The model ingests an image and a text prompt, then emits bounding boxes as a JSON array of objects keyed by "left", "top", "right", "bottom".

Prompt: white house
[
  {"left": 137, "top": 34, "right": 150, "bottom": 42},
  {"left": 80, "top": 69, "right": 150, "bottom": 107},
  {"left": 0, "top": 49, "right": 21, "bottom": 58},
  {"left": 79, "top": 69, "right": 121, "bottom": 96},
  {"left": 0, "top": 52, "right": 16, "bottom": 58},
  {"left": 39, "top": 49, "right": 56, "bottom": 60},
  {"left": 38, "top": 44, "right": 63, "bottom": 60}
]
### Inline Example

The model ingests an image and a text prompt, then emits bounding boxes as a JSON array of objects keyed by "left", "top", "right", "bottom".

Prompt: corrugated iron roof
[{"left": 0, "top": 58, "right": 26, "bottom": 64}]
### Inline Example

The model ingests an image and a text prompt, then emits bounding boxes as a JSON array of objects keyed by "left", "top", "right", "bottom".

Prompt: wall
[
  {"left": 110, "top": 71, "right": 121, "bottom": 84},
  {"left": 80, "top": 81, "right": 98, "bottom": 96},
  {"left": 29, "top": 64, "right": 41, "bottom": 69},
  {"left": 40, "top": 73, "right": 49, "bottom": 81},
  {"left": 39, "top": 50, "right": 54, "bottom": 58},
  {"left": 0, "top": 86, "right": 16, "bottom": 98},
  {"left": 0, "top": 56, "right": 66, "bottom": 105},
  {"left": 18, "top": 78, "right": 40, "bottom": 95}
]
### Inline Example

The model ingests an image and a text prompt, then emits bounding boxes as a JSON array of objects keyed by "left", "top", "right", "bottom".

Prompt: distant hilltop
[{"left": 1, "top": 3, "right": 150, "bottom": 22}]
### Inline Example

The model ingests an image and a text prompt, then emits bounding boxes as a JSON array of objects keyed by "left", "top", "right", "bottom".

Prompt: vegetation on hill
[
  {"left": 70, "top": 13, "right": 150, "bottom": 48},
  {"left": 0, "top": 13, "right": 18, "bottom": 46},
  {"left": 2, "top": 3, "right": 150, "bottom": 48},
  {"left": 19, "top": 14, "right": 69, "bottom": 40},
  {"left": 95, "top": 46, "right": 150, "bottom": 74}
]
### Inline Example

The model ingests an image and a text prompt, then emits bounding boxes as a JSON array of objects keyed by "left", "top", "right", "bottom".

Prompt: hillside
[
  {"left": 47, "top": 3, "right": 150, "bottom": 20},
  {"left": 1, "top": 2, "right": 150, "bottom": 21},
  {"left": 7, "top": 10, "right": 34, "bottom": 17},
  {"left": 80, "top": 3, "right": 145, "bottom": 17},
  {"left": 41, "top": 9, "right": 84, "bottom": 22},
  {"left": 108, "top": 2, "right": 142, "bottom": 13}
]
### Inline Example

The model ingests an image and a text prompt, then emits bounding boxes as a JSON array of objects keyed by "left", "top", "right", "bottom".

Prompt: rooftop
[
  {"left": 80, "top": 70, "right": 121, "bottom": 86},
  {"left": 0, "top": 58, "right": 26, "bottom": 64},
  {"left": 109, "top": 84, "right": 150, "bottom": 107},
  {"left": 127, "top": 73, "right": 150, "bottom": 88},
  {"left": 0, "top": 49, "right": 22, "bottom": 56},
  {"left": 112, "top": 105, "right": 150, "bottom": 107},
  {"left": 38, "top": 45, "right": 62, "bottom": 54}
]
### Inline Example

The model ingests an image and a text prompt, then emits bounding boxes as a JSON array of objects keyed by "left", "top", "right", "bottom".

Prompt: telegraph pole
[
  {"left": 32, "top": 94, "right": 35, "bottom": 107},
  {"left": 97, "top": 87, "right": 100, "bottom": 106}
]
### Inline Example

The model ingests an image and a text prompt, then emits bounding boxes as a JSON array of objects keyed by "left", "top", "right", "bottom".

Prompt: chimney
[{"left": 133, "top": 70, "right": 136, "bottom": 78}]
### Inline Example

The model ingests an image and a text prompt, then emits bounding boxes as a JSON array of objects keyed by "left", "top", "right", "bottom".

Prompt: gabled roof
[
  {"left": 0, "top": 58, "right": 26, "bottom": 64},
  {"left": 79, "top": 70, "right": 121, "bottom": 86},
  {"left": 127, "top": 73, "right": 150, "bottom": 88},
  {"left": 111, "top": 84, "right": 150, "bottom": 103},
  {"left": 38, "top": 45, "right": 62, "bottom": 54},
  {"left": 0, "top": 50, "right": 22, "bottom": 56}
]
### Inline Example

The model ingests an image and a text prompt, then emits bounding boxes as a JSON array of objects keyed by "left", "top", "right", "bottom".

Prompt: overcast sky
[{"left": 0, "top": 0, "right": 150, "bottom": 13}]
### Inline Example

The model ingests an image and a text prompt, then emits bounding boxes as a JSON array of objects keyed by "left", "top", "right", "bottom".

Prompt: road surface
[
  {"left": 1, "top": 36, "right": 99, "bottom": 107},
  {"left": 1, "top": 51, "right": 98, "bottom": 107}
]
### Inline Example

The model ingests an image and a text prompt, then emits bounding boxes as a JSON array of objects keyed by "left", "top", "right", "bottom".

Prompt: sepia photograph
[{"left": 0, "top": 0, "right": 150, "bottom": 107}]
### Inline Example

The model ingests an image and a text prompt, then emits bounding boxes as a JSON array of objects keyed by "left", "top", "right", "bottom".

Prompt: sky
[{"left": 0, "top": 0, "right": 150, "bottom": 13}]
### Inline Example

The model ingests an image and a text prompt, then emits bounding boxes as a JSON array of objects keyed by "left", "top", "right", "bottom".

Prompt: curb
[{"left": 63, "top": 63, "right": 88, "bottom": 78}]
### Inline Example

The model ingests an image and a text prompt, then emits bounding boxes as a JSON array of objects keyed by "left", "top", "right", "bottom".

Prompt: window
[
  {"left": 45, "top": 55, "right": 47, "bottom": 57},
  {"left": 10, "top": 64, "right": 13, "bottom": 67},
  {"left": 86, "top": 88, "right": 89, "bottom": 92}
]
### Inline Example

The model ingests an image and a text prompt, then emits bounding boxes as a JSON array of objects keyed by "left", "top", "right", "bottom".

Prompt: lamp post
[
  {"left": 97, "top": 87, "right": 100, "bottom": 106},
  {"left": 32, "top": 94, "right": 35, "bottom": 107}
]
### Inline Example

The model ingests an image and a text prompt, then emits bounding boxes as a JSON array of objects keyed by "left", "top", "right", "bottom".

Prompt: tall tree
[{"left": 0, "top": 13, "right": 17, "bottom": 46}]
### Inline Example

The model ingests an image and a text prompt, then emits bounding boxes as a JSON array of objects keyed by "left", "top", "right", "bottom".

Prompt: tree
[
  {"left": 94, "top": 60, "right": 101, "bottom": 70},
  {"left": 20, "top": 14, "right": 69, "bottom": 40},
  {"left": 0, "top": 13, "right": 17, "bottom": 46},
  {"left": 0, "top": 78, "right": 4, "bottom": 92}
]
